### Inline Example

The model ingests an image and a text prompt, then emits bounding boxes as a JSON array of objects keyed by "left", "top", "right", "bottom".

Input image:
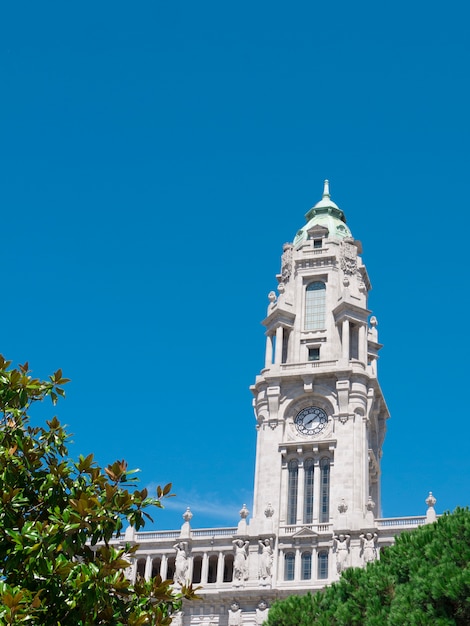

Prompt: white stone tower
[
  {"left": 121, "top": 182, "right": 437, "bottom": 625},
  {"left": 250, "top": 180, "right": 389, "bottom": 537}
]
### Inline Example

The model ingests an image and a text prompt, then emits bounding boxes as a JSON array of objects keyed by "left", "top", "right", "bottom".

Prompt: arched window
[
  {"left": 207, "top": 555, "right": 218, "bottom": 583},
  {"left": 303, "top": 458, "right": 315, "bottom": 524},
  {"left": 318, "top": 551, "right": 329, "bottom": 579},
  {"left": 301, "top": 552, "right": 312, "bottom": 580},
  {"left": 166, "top": 557, "right": 175, "bottom": 582},
  {"left": 151, "top": 557, "right": 161, "bottom": 578},
  {"left": 192, "top": 555, "right": 202, "bottom": 584},
  {"left": 305, "top": 281, "right": 326, "bottom": 330},
  {"left": 284, "top": 552, "right": 295, "bottom": 581},
  {"left": 287, "top": 459, "right": 298, "bottom": 525},
  {"left": 136, "top": 558, "right": 146, "bottom": 580},
  {"left": 223, "top": 554, "right": 234, "bottom": 582},
  {"left": 319, "top": 457, "right": 330, "bottom": 523}
]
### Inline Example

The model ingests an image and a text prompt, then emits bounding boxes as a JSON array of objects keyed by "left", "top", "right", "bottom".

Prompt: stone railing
[
  {"left": 376, "top": 516, "right": 427, "bottom": 529},
  {"left": 115, "top": 527, "right": 240, "bottom": 543},
  {"left": 280, "top": 523, "right": 332, "bottom": 535},
  {"left": 280, "top": 360, "right": 338, "bottom": 372}
]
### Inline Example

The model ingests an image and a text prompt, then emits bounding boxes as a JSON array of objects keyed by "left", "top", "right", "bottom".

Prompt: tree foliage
[
  {"left": 0, "top": 356, "right": 198, "bottom": 625},
  {"left": 265, "top": 507, "right": 470, "bottom": 626}
]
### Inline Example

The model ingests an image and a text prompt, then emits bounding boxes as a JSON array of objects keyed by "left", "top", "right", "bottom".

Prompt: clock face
[{"left": 294, "top": 406, "right": 328, "bottom": 436}]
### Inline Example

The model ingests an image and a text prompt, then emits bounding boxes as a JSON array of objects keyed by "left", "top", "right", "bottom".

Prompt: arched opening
[
  {"left": 284, "top": 552, "right": 295, "bottom": 581},
  {"left": 207, "top": 555, "right": 218, "bottom": 583},
  {"left": 287, "top": 459, "right": 298, "bottom": 525},
  {"left": 151, "top": 557, "right": 161, "bottom": 578},
  {"left": 192, "top": 555, "right": 202, "bottom": 584},
  {"left": 223, "top": 553, "right": 234, "bottom": 582}
]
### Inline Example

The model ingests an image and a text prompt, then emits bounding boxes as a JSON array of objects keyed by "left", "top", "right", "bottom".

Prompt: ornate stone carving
[
  {"left": 239, "top": 504, "right": 249, "bottom": 520},
  {"left": 228, "top": 602, "right": 242, "bottom": 626},
  {"left": 280, "top": 243, "right": 293, "bottom": 282},
  {"left": 232, "top": 539, "right": 250, "bottom": 582},
  {"left": 333, "top": 533, "right": 350, "bottom": 573},
  {"left": 256, "top": 601, "right": 269, "bottom": 625},
  {"left": 258, "top": 537, "right": 273, "bottom": 580},
  {"left": 264, "top": 503, "right": 274, "bottom": 518},
  {"left": 338, "top": 498, "right": 348, "bottom": 514},
  {"left": 425, "top": 491, "right": 437, "bottom": 524},
  {"left": 171, "top": 611, "right": 183, "bottom": 626},
  {"left": 340, "top": 242, "right": 357, "bottom": 275},
  {"left": 182, "top": 507, "right": 193, "bottom": 523},
  {"left": 425, "top": 491, "right": 436, "bottom": 508},
  {"left": 360, "top": 532, "right": 378, "bottom": 564},
  {"left": 173, "top": 541, "right": 189, "bottom": 586}
]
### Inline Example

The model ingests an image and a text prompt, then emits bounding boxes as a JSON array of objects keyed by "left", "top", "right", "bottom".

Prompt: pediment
[
  {"left": 306, "top": 224, "right": 329, "bottom": 238},
  {"left": 291, "top": 526, "right": 318, "bottom": 539}
]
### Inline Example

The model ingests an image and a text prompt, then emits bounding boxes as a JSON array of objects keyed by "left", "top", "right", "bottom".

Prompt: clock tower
[
  {"left": 250, "top": 180, "right": 389, "bottom": 537},
  {"left": 121, "top": 181, "right": 434, "bottom": 625}
]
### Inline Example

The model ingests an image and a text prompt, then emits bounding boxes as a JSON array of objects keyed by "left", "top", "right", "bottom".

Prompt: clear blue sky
[{"left": 1, "top": 1, "right": 468, "bottom": 530}]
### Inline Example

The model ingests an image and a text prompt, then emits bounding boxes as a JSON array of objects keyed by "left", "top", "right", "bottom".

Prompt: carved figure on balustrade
[
  {"left": 173, "top": 541, "right": 189, "bottom": 585},
  {"left": 258, "top": 537, "right": 273, "bottom": 580},
  {"left": 333, "top": 533, "right": 350, "bottom": 573},
  {"left": 228, "top": 601, "right": 242, "bottom": 626},
  {"left": 360, "top": 532, "right": 378, "bottom": 564},
  {"left": 232, "top": 539, "right": 249, "bottom": 581}
]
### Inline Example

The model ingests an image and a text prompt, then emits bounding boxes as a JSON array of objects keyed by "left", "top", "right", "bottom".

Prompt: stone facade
[{"left": 113, "top": 182, "right": 437, "bottom": 625}]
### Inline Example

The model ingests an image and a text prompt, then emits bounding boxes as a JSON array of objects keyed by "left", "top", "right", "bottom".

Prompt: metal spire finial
[{"left": 322, "top": 179, "right": 330, "bottom": 199}]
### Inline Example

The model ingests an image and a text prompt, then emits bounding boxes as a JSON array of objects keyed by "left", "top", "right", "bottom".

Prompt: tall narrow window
[
  {"left": 301, "top": 552, "right": 312, "bottom": 580},
  {"left": 318, "top": 551, "right": 329, "bottom": 579},
  {"left": 166, "top": 557, "right": 176, "bottom": 582},
  {"left": 287, "top": 459, "right": 298, "bottom": 525},
  {"left": 319, "top": 457, "right": 330, "bottom": 523},
  {"left": 192, "top": 556, "right": 202, "bottom": 584},
  {"left": 284, "top": 552, "right": 295, "bottom": 581},
  {"left": 151, "top": 557, "right": 161, "bottom": 578},
  {"left": 223, "top": 554, "right": 234, "bottom": 582},
  {"left": 305, "top": 282, "right": 326, "bottom": 330},
  {"left": 282, "top": 329, "right": 290, "bottom": 363},
  {"left": 207, "top": 555, "right": 218, "bottom": 583},
  {"left": 303, "top": 458, "right": 315, "bottom": 524}
]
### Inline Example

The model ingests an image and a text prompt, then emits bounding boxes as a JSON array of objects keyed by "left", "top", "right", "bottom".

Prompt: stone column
[
  {"left": 265, "top": 333, "right": 273, "bottom": 368},
  {"left": 144, "top": 555, "right": 152, "bottom": 581},
  {"left": 297, "top": 460, "right": 305, "bottom": 524},
  {"left": 216, "top": 551, "right": 225, "bottom": 585},
  {"left": 201, "top": 553, "right": 209, "bottom": 584},
  {"left": 358, "top": 323, "right": 366, "bottom": 364},
  {"left": 279, "top": 459, "right": 288, "bottom": 525},
  {"left": 342, "top": 319, "right": 350, "bottom": 361},
  {"left": 160, "top": 554, "right": 168, "bottom": 580},
  {"left": 313, "top": 460, "right": 321, "bottom": 524},
  {"left": 294, "top": 547, "right": 301, "bottom": 581},
  {"left": 274, "top": 326, "right": 283, "bottom": 365},
  {"left": 278, "top": 549, "right": 284, "bottom": 581}
]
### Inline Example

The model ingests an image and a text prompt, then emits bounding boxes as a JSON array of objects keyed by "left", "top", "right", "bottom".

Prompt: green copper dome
[{"left": 293, "top": 180, "right": 352, "bottom": 246}]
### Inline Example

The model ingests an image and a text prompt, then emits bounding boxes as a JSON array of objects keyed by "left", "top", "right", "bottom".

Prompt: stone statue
[
  {"left": 360, "top": 532, "right": 378, "bottom": 563},
  {"left": 228, "top": 601, "right": 242, "bottom": 626},
  {"left": 256, "top": 600, "right": 269, "bottom": 625},
  {"left": 258, "top": 538, "right": 273, "bottom": 580},
  {"left": 232, "top": 539, "right": 249, "bottom": 582},
  {"left": 333, "top": 533, "right": 350, "bottom": 573},
  {"left": 173, "top": 541, "right": 189, "bottom": 585},
  {"left": 171, "top": 611, "right": 183, "bottom": 626}
]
